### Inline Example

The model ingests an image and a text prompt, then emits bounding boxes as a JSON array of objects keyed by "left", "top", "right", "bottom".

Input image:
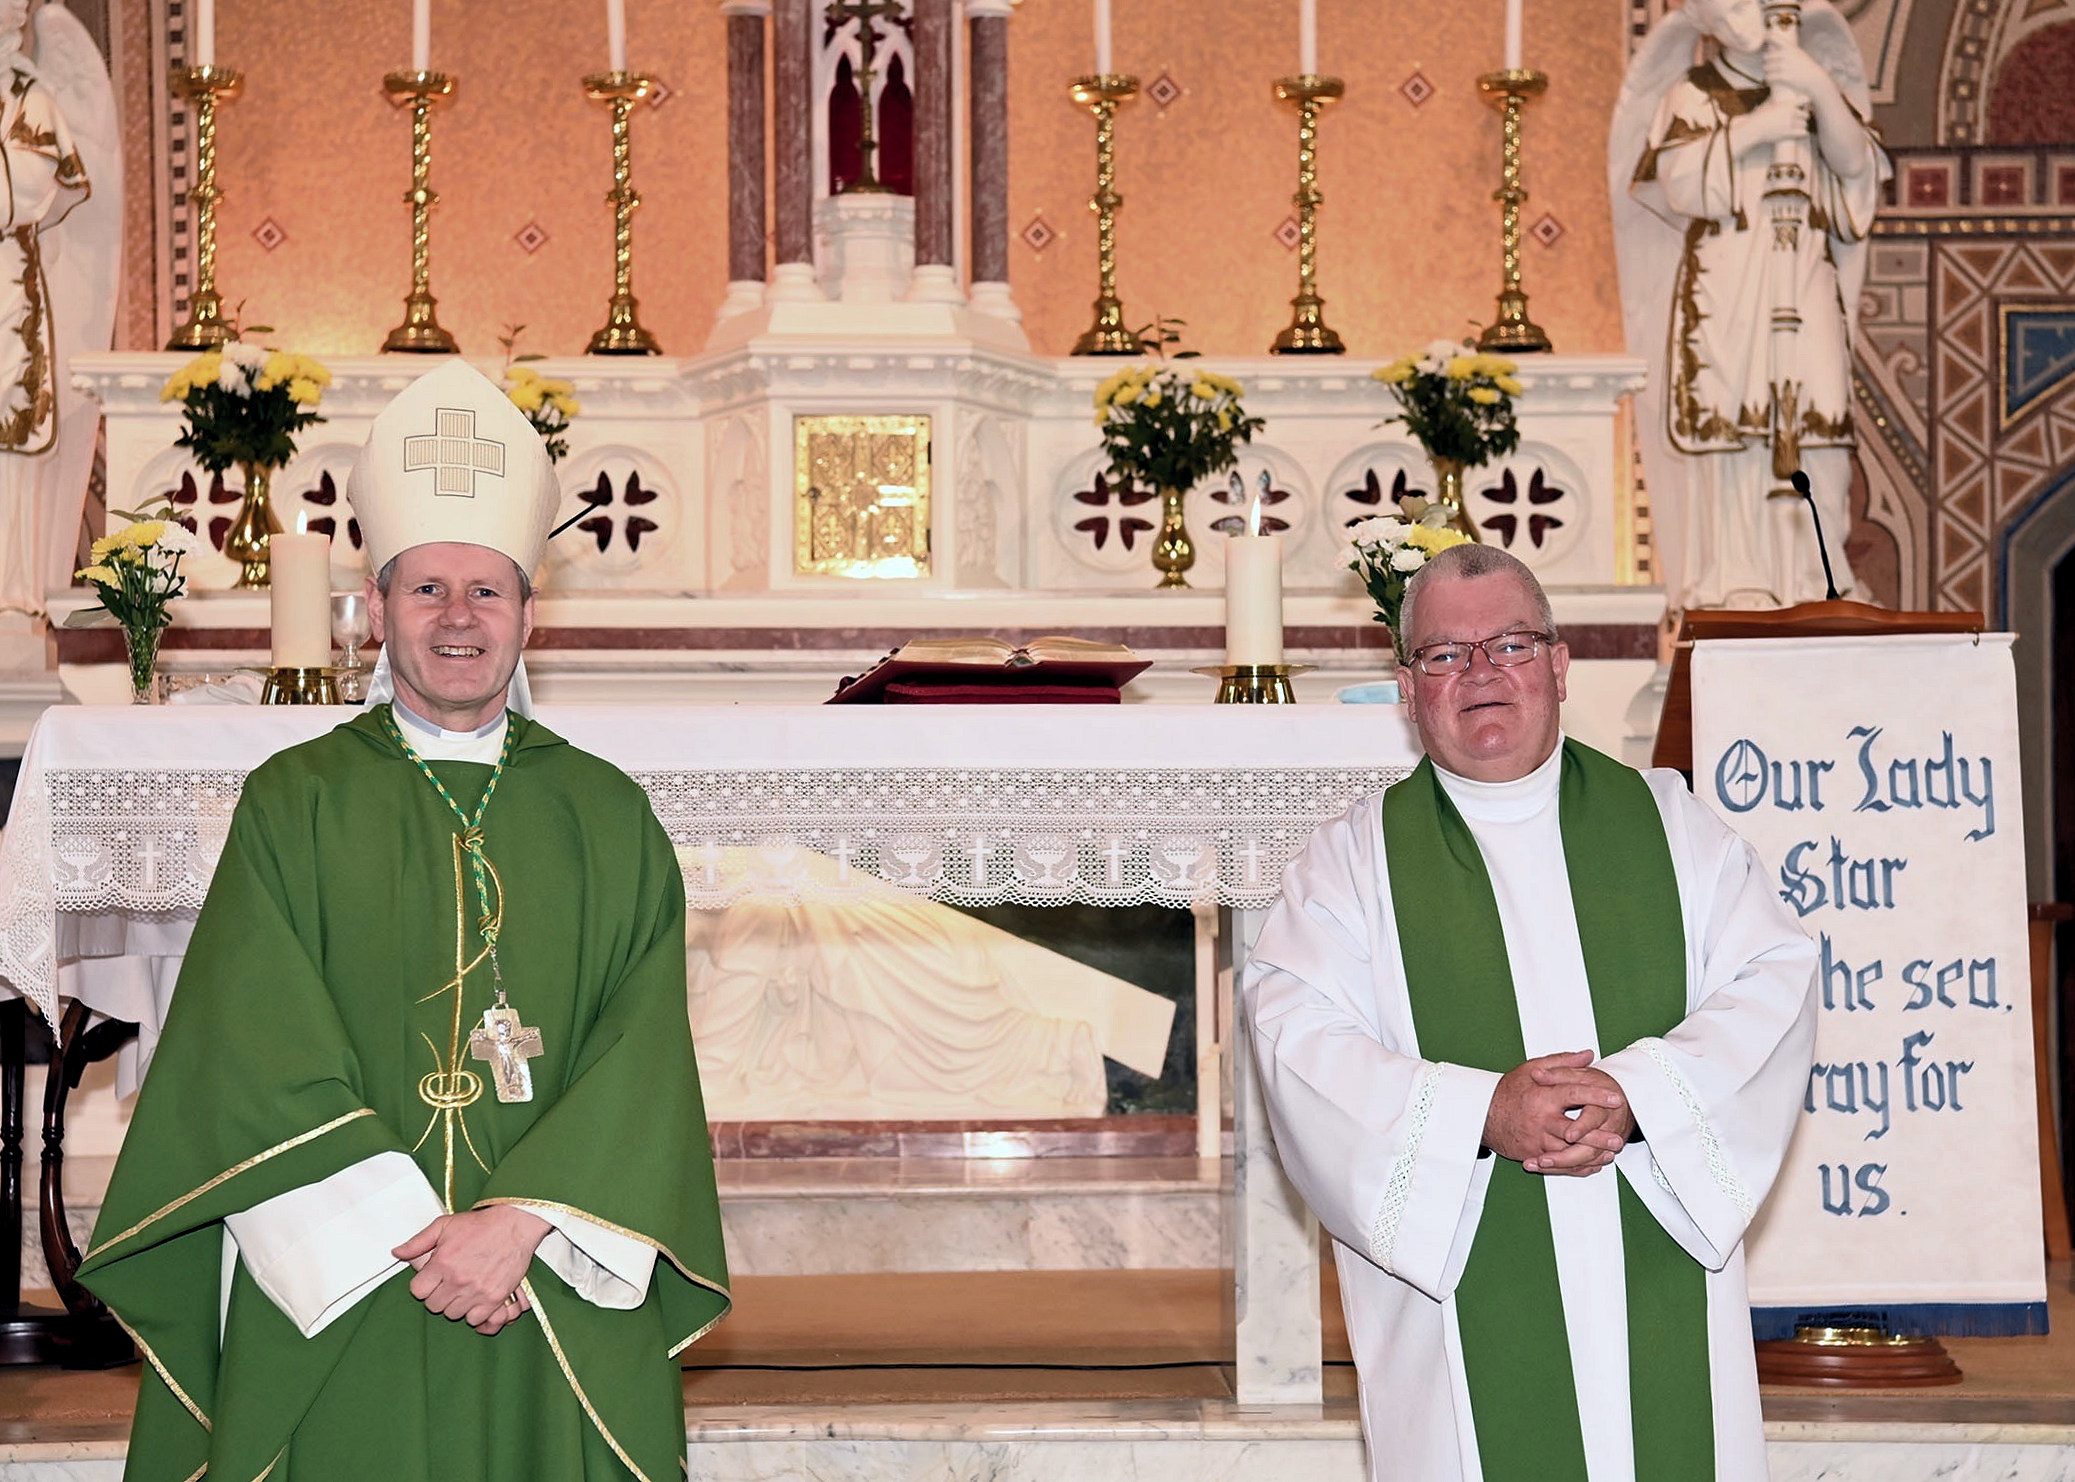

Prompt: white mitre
[{"left": 349, "top": 360, "right": 562, "bottom": 717}]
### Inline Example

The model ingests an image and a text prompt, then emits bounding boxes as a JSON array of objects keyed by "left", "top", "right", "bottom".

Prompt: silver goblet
[{"left": 331, "top": 591, "right": 372, "bottom": 702}]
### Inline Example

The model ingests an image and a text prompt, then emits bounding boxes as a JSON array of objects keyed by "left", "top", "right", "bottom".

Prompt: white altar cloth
[{"left": 0, "top": 703, "right": 1420, "bottom": 1035}]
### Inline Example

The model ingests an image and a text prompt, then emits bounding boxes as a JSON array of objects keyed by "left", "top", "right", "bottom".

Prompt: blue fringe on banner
[{"left": 1751, "top": 1302, "right": 2049, "bottom": 1342}]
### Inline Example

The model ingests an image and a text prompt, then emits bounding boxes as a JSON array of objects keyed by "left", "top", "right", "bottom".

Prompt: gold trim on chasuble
[
  {"left": 522, "top": 1277, "right": 662, "bottom": 1482},
  {"left": 413, "top": 833, "right": 505, "bottom": 1211}
]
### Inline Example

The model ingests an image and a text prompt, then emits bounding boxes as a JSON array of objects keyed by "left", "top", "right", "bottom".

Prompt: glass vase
[
  {"left": 123, "top": 623, "right": 166, "bottom": 705},
  {"left": 1429, "top": 456, "right": 1484, "bottom": 543},
  {"left": 1150, "top": 485, "right": 1195, "bottom": 589}
]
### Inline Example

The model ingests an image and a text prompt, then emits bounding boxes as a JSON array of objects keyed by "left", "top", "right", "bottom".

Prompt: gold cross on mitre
[{"left": 469, "top": 1003, "right": 543, "bottom": 1103}]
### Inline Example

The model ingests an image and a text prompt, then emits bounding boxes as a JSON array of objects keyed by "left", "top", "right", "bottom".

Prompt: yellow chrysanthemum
[
  {"left": 89, "top": 535, "right": 117, "bottom": 561},
  {"left": 1216, "top": 409, "right": 1233, "bottom": 432},
  {"left": 1190, "top": 380, "right": 1216, "bottom": 400},
  {"left": 1477, "top": 355, "right": 1518, "bottom": 377},
  {"left": 1143, "top": 389, "right": 1162, "bottom": 409},
  {"left": 1374, "top": 361, "right": 1415, "bottom": 386},
  {"left": 1446, "top": 356, "right": 1478, "bottom": 381},
  {"left": 509, "top": 365, "right": 542, "bottom": 384},
  {"left": 508, "top": 383, "right": 546, "bottom": 414},
  {"left": 75, "top": 564, "right": 117, "bottom": 585},
  {"left": 1495, "top": 375, "right": 1525, "bottom": 397},
  {"left": 256, "top": 351, "right": 296, "bottom": 393},
  {"left": 1404, "top": 526, "right": 1471, "bottom": 556},
  {"left": 288, "top": 377, "right": 322, "bottom": 406},
  {"left": 1468, "top": 386, "right": 1501, "bottom": 405},
  {"left": 548, "top": 393, "right": 580, "bottom": 418},
  {"left": 1112, "top": 384, "right": 1141, "bottom": 408},
  {"left": 298, "top": 356, "right": 333, "bottom": 388},
  {"left": 111, "top": 520, "right": 166, "bottom": 550},
  {"left": 1093, "top": 369, "right": 1131, "bottom": 408}
]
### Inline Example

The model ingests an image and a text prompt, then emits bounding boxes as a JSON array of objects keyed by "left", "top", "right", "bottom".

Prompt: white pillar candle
[
  {"left": 268, "top": 529, "right": 334, "bottom": 670},
  {"left": 1504, "top": 0, "right": 1523, "bottom": 72},
  {"left": 607, "top": 0, "right": 627, "bottom": 72},
  {"left": 1298, "top": 0, "right": 1317, "bottom": 78},
  {"left": 194, "top": 0, "right": 216, "bottom": 68},
  {"left": 1094, "top": 0, "right": 1112, "bottom": 76},
  {"left": 1224, "top": 524, "right": 1285, "bottom": 668},
  {"left": 412, "top": 0, "right": 431, "bottom": 72}
]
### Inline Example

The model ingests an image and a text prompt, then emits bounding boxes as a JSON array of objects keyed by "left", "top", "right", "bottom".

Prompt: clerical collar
[
  {"left": 392, "top": 699, "right": 509, "bottom": 764},
  {"left": 1433, "top": 735, "right": 1564, "bottom": 824}
]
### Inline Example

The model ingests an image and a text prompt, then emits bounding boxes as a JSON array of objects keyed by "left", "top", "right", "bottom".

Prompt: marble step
[{"left": 21, "top": 1156, "right": 1226, "bottom": 1287}]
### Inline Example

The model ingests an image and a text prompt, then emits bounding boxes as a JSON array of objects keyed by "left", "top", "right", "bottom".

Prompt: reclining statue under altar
[
  {"left": 1613, "top": 0, "right": 1890, "bottom": 611},
  {"left": 685, "top": 851, "right": 1177, "bottom": 1121}
]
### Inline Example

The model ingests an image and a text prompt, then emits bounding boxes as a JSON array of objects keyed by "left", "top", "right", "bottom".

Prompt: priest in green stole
[
  {"left": 1248, "top": 544, "right": 1815, "bottom": 1482},
  {"left": 78, "top": 361, "right": 731, "bottom": 1482}
]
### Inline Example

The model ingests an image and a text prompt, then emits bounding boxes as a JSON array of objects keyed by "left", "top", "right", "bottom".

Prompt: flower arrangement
[
  {"left": 1093, "top": 364, "right": 1264, "bottom": 495},
  {"left": 161, "top": 341, "right": 330, "bottom": 475},
  {"left": 499, "top": 325, "right": 581, "bottom": 465},
  {"left": 74, "top": 502, "right": 198, "bottom": 701},
  {"left": 1346, "top": 514, "right": 1474, "bottom": 664},
  {"left": 1373, "top": 340, "right": 1524, "bottom": 470}
]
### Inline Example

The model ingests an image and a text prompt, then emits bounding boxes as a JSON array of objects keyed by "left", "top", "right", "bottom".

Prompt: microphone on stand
[{"left": 1788, "top": 469, "right": 1843, "bottom": 601}]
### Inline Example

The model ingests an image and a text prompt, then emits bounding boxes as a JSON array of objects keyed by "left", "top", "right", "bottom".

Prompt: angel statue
[
  {"left": 1612, "top": 0, "right": 1890, "bottom": 610},
  {"left": 0, "top": 0, "right": 119, "bottom": 623}
]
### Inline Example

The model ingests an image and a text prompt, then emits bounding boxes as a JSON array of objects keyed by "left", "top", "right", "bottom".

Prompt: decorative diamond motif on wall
[
  {"left": 1020, "top": 215, "right": 1057, "bottom": 253},
  {"left": 1145, "top": 72, "right": 1182, "bottom": 110},
  {"left": 646, "top": 78, "right": 672, "bottom": 109},
  {"left": 250, "top": 217, "right": 287, "bottom": 252},
  {"left": 513, "top": 220, "right": 551, "bottom": 254},
  {"left": 1531, "top": 213, "right": 1565, "bottom": 248},
  {"left": 1400, "top": 70, "right": 1435, "bottom": 108},
  {"left": 1274, "top": 216, "right": 1302, "bottom": 251}
]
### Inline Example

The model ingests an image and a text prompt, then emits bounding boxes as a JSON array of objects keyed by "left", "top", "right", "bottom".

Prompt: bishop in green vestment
[{"left": 79, "top": 361, "right": 731, "bottom": 1482}]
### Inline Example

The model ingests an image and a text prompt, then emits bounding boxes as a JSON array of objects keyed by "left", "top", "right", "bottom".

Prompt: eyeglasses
[{"left": 1405, "top": 630, "right": 1557, "bottom": 677}]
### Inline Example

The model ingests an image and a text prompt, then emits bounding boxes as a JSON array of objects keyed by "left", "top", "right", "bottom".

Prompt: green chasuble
[
  {"left": 78, "top": 708, "right": 732, "bottom": 1482},
  {"left": 1382, "top": 741, "right": 1712, "bottom": 1482}
]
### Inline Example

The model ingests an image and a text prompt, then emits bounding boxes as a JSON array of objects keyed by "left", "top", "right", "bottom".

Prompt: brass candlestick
[
  {"left": 1475, "top": 69, "right": 1552, "bottom": 355},
  {"left": 1070, "top": 74, "right": 1141, "bottom": 356},
  {"left": 1270, "top": 75, "right": 1345, "bottom": 355},
  {"left": 166, "top": 66, "right": 244, "bottom": 351},
  {"left": 1194, "top": 663, "right": 1313, "bottom": 704},
  {"left": 583, "top": 71, "right": 662, "bottom": 355},
  {"left": 381, "top": 71, "right": 460, "bottom": 354}
]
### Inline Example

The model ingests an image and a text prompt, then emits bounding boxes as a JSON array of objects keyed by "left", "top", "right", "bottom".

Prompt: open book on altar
[{"left": 828, "top": 636, "right": 1152, "bottom": 704}]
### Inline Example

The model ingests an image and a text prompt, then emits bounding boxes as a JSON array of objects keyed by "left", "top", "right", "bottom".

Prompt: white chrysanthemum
[
  {"left": 216, "top": 360, "right": 250, "bottom": 396},
  {"left": 1424, "top": 338, "right": 1462, "bottom": 363},
  {"left": 1391, "top": 547, "right": 1425, "bottom": 573},
  {"left": 225, "top": 340, "right": 267, "bottom": 371},
  {"left": 153, "top": 522, "right": 199, "bottom": 555},
  {"left": 1347, "top": 516, "right": 1406, "bottom": 549}
]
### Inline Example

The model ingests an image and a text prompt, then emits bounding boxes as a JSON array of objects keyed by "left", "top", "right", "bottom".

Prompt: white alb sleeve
[
  {"left": 224, "top": 1151, "right": 445, "bottom": 1338},
  {"left": 522, "top": 1206, "right": 658, "bottom": 1310}
]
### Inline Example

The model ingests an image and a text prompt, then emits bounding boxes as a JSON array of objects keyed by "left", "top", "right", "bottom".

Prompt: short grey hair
[
  {"left": 373, "top": 553, "right": 532, "bottom": 603},
  {"left": 1399, "top": 543, "right": 1557, "bottom": 653}
]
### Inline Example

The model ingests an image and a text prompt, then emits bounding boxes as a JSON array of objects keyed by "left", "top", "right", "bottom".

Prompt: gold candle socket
[
  {"left": 583, "top": 71, "right": 662, "bottom": 354},
  {"left": 259, "top": 667, "right": 342, "bottom": 705},
  {"left": 166, "top": 66, "right": 245, "bottom": 351},
  {"left": 1069, "top": 74, "right": 1141, "bottom": 356},
  {"left": 1194, "top": 663, "right": 1313, "bottom": 704},
  {"left": 1270, "top": 75, "right": 1345, "bottom": 355},
  {"left": 381, "top": 71, "right": 460, "bottom": 354},
  {"left": 1476, "top": 69, "right": 1552, "bottom": 355}
]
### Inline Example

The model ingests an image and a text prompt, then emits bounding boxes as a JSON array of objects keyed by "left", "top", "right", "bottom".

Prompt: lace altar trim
[
  {"left": 0, "top": 762, "right": 1409, "bottom": 1023},
  {"left": 1367, "top": 1060, "right": 1443, "bottom": 1274},
  {"left": 1637, "top": 1037, "right": 1754, "bottom": 1221}
]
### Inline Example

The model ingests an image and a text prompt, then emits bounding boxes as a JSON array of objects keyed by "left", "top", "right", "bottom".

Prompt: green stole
[{"left": 1381, "top": 740, "right": 1713, "bottom": 1482}]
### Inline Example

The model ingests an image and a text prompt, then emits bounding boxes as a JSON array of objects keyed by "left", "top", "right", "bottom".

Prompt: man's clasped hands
[
  {"left": 392, "top": 1205, "right": 553, "bottom": 1336},
  {"left": 1482, "top": 1050, "right": 1635, "bottom": 1176}
]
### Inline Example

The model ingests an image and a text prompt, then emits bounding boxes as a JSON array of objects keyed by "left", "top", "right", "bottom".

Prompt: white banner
[{"left": 1693, "top": 633, "right": 2047, "bottom": 1325}]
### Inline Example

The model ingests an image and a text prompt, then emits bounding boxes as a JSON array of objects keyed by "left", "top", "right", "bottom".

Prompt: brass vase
[
  {"left": 1151, "top": 485, "right": 1195, "bottom": 589},
  {"left": 222, "top": 462, "right": 280, "bottom": 589},
  {"left": 1430, "top": 457, "right": 1483, "bottom": 543}
]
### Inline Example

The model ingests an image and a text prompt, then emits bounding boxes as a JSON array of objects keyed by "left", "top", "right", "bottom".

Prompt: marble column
[
  {"left": 1225, "top": 907, "right": 1325, "bottom": 1405},
  {"left": 719, "top": 0, "right": 770, "bottom": 319},
  {"left": 769, "top": 0, "right": 820, "bottom": 302},
  {"left": 907, "top": 0, "right": 960, "bottom": 303},
  {"left": 965, "top": 0, "right": 1018, "bottom": 324}
]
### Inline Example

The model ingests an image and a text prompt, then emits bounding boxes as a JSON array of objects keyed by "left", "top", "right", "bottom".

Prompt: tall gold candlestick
[
  {"left": 1476, "top": 68, "right": 1552, "bottom": 355},
  {"left": 381, "top": 71, "right": 460, "bottom": 355},
  {"left": 583, "top": 72, "right": 662, "bottom": 355},
  {"left": 166, "top": 66, "right": 244, "bottom": 351},
  {"left": 1270, "top": 74, "right": 1345, "bottom": 355},
  {"left": 1070, "top": 74, "right": 1140, "bottom": 357}
]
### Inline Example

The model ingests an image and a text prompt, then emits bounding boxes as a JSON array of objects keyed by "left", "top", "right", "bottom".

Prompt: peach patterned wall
[{"left": 114, "top": 0, "right": 1634, "bottom": 361}]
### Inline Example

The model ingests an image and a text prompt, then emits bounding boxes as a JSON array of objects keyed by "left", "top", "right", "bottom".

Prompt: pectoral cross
[{"left": 469, "top": 1000, "right": 542, "bottom": 1103}]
